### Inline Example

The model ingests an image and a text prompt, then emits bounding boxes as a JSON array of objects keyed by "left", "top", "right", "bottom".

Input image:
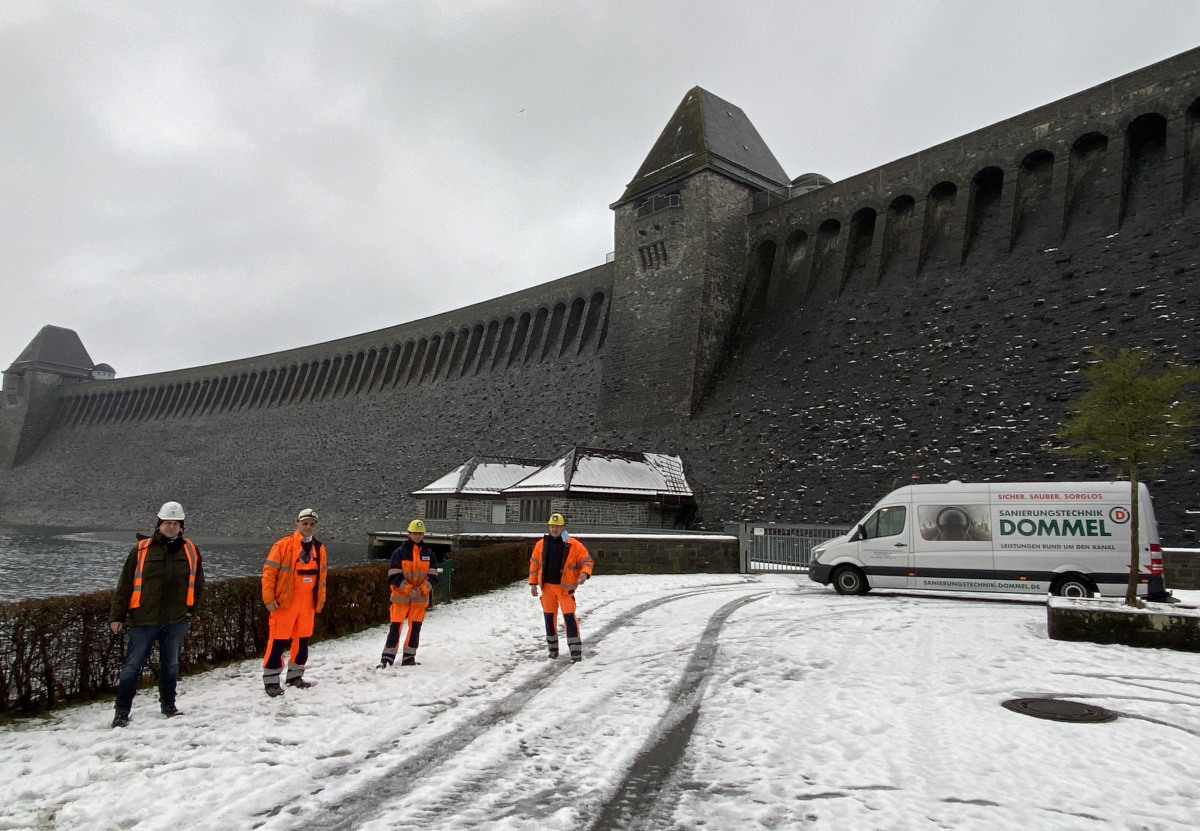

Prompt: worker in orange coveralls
[
  {"left": 529, "top": 512, "right": 593, "bottom": 662},
  {"left": 261, "top": 508, "right": 327, "bottom": 697},
  {"left": 377, "top": 519, "right": 440, "bottom": 668}
]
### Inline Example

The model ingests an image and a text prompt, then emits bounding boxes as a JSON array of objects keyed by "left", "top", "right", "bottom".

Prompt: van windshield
[{"left": 860, "top": 505, "right": 907, "bottom": 539}]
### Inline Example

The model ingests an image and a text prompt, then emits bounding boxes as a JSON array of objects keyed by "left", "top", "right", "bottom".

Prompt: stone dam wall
[{"left": 1, "top": 48, "right": 1199, "bottom": 552}]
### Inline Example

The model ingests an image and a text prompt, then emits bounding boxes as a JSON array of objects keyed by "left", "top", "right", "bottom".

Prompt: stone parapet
[
  {"left": 1047, "top": 596, "right": 1200, "bottom": 652},
  {"left": 584, "top": 536, "right": 739, "bottom": 575},
  {"left": 1164, "top": 549, "right": 1200, "bottom": 590}
]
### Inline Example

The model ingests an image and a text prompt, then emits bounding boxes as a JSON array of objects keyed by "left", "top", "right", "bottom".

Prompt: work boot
[
  {"left": 544, "top": 615, "right": 559, "bottom": 659},
  {"left": 111, "top": 712, "right": 130, "bottom": 728},
  {"left": 265, "top": 685, "right": 285, "bottom": 698},
  {"left": 161, "top": 704, "right": 181, "bottom": 717},
  {"left": 375, "top": 658, "right": 393, "bottom": 669},
  {"left": 286, "top": 678, "right": 313, "bottom": 689}
]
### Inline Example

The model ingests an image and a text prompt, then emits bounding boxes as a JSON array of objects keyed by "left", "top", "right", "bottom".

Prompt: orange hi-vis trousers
[
  {"left": 539, "top": 583, "right": 582, "bottom": 661},
  {"left": 263, "top": 569, "right": 316, "bottom": 687},
  {"left": 380, "top": 586, "right": 429, "bottom": 666}
]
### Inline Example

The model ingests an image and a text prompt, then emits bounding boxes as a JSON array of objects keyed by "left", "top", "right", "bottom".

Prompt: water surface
[{"left": 0, "top": 523, "right": 370, "bottom": 603}]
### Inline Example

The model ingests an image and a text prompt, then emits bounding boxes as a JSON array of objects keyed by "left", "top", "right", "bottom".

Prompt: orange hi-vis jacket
[
  {"left": 263, "top": 531, "right": 328, "bottom": 613},
  {"left": 130, "top": 536, "right": 200, "bottom": 609},
  {"left": 388, "top": 540, "right": 439, "bottom": 607},
  {"left": 528, "top": 535, "right": 593, "bottom": 591}
]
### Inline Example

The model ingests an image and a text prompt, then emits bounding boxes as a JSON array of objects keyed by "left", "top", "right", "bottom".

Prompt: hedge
[{"left": 0, "top": 541, "right": 531, "bottom": 716}]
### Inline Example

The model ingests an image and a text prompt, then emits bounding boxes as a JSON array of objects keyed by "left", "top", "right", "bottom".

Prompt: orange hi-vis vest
[{"left": 129, "top": 537, "right": 200, "bottom": 609}]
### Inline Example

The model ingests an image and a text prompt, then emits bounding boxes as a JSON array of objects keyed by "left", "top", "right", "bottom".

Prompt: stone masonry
[{"left": 2, "top": 49, "right": 1199, "bottom": 551}]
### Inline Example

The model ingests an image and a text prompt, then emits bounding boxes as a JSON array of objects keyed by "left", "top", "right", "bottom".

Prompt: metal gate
[{"left": 727, "top": 522, "right": 851, "bottom": 573}]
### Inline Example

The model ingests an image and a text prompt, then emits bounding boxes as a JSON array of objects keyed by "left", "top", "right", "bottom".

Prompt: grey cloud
[{"left": 3, "top": 0, "right": 1199, "bottom": 377}]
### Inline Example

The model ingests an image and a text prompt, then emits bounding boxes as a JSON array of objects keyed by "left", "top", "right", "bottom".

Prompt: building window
[
  {"left": 638, "top": 240, "right": 669, "bottom": 270},
  {"left": 637, "top": 192, "right": 680, "bottom": 217},
  {"left": 520, "top": 498, "right": 552, "bottom": 523},
  {"left": 425, "top": 499, "right": 447, "bottom": 520}
]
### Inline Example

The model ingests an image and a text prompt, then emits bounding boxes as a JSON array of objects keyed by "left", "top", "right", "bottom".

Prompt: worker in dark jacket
[
  {"left": 109, "top": 501, "right": 204, "bottom": 727},
  {"left": 377, "top": 519, "right": 440, "bottom": 667},
  {"left": 529, "top": 513, "right": 593, "bottom": 662}
]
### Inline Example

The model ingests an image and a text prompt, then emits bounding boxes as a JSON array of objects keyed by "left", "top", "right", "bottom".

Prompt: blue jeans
[{"left": 115, "top": 617, "right": 190, "bottom": 714}]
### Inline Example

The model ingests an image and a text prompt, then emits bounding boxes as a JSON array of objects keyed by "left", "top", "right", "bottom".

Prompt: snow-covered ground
[{"left": 2, "top": 574, "right": 1198, "bottom": 831}]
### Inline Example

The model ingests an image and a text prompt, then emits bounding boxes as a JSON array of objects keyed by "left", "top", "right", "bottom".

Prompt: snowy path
[{"left": 2, "top": 575, "right": 1198, "bottom": 830}]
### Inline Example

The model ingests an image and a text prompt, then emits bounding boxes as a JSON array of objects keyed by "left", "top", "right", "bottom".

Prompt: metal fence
[{"left": 726, "top": 522, "right": 851, "bottom": 573}]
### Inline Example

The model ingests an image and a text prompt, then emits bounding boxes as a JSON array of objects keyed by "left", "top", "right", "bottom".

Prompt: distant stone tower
[
  {"left": 599, "top": 87, "right": 789, "bottom": 429},
  {"left": 0, "top": 326, "right": 103, "bottom": 468}
]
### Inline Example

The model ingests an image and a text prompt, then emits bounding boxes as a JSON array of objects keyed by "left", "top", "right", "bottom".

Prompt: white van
[{"left": 807, "top": 481, "right": 1166, "bottom": 599}]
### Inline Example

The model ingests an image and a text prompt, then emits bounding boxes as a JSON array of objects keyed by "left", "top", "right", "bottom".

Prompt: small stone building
[
  {"left": 414, "top": 446, "right": 697, "bottom": 530},
  {"left": 412, "top": 456, "right": 549, "bottom": 525}
]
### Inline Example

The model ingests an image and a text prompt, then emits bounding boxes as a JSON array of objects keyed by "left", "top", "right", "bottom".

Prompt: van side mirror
[{"left": 853, "top": 524, "right": 866, "bottom": 541}]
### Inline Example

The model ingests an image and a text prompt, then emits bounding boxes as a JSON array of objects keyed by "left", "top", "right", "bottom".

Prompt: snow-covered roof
[
  {"left": 504, "top": 447, "right": 693, "bottom": 498},
  {"left": 413, "top": 456, "right": 549, "bottom": 496}
]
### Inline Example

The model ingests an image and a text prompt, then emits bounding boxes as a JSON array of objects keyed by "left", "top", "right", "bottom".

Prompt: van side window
[{"left": 862, "top": 506, "right": 906, "bottom": 539}]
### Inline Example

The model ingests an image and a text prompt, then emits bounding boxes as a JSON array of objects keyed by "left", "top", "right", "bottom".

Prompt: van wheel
[
  {"left": 1053, "top": 574, "right": 1096, "bottom": 599},
  {"left": 832, "top": 566, "right": 869, "bottom": 596}
]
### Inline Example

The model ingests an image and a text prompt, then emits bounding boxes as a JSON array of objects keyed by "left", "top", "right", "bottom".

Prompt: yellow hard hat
[
  {"left": 548, "top": 513, "right": 566, "bottom": 526},
  {"left": 407, "top": 519, "right": 426, "bottom": 533}
]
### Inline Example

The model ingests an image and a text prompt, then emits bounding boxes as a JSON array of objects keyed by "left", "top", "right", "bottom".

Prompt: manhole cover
[{"left": 1001, "top": 698, "right": 1117, "bottom": 723}]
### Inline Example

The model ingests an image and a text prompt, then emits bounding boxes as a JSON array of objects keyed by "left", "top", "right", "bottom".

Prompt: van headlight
[{"left": 812, "top": 546, "right": 826, "bottom": 561}]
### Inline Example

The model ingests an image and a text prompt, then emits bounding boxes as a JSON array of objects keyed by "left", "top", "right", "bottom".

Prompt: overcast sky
[{"left": 3, "top": 1, "right": 1199, "bottom": 379}]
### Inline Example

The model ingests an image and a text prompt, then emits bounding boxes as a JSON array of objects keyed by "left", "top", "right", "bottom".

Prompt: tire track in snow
[
  {"left": 373, "top": 590, "right": 881, "bottom": 830},
  {"left": 586, "top": 591, "right": 768, "bottom": 830},
  {"left": 274, "top": 582, "right": 759, "bottom": 831}
]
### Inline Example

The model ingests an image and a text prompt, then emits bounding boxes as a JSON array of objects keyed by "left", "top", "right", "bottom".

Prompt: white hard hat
[{"left": 157, "top": 501, "right": 186, "bottom": 521}]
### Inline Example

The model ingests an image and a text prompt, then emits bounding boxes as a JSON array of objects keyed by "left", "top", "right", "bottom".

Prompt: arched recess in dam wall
[
  {"left": 3, "top": 50, "right": 1200, "bottom": 546},
  {"left": 671, "top": 81, "right": 1200, "bottom": 544},
  {"left": 0, "top": 270, "right": 612, "bottom": 538},
  {"left": 56, "top": 273, "right": 611, "bottom": 429}
]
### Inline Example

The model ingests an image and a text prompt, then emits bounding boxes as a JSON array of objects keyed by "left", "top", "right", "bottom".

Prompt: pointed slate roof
[
  {"left": 615, "top": 87, "right": 788, "bottom": 206},
  {"left": 5, "top": 325, "right": 96, "bottom": 379},
  {"left": 504, "top": 447, "right": 693, "bottom": 498},
  {"left": 412, "top": 456, "right": 551, "bottom": 497}
]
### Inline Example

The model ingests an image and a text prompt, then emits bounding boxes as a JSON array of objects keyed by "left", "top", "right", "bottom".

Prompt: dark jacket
[
  {"left": 528, "top": 535, "right": 593, "bottom": 591},
  {"left": 387, "top": 540, "right": 441, "bottom": 590},
  {"left": 110, "top": 531, "right": 205, "bottom": 626}
]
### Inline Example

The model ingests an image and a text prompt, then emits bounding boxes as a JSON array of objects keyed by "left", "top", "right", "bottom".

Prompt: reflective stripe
[
  {"left": 264, "top": 561, "right": 283, "bottom": 570},
  {"left": 182, "top": 540, "right": 198, "bottom": 607},
  {"left": 128, "top": 538, "right": 152, "bottom": 608}
]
